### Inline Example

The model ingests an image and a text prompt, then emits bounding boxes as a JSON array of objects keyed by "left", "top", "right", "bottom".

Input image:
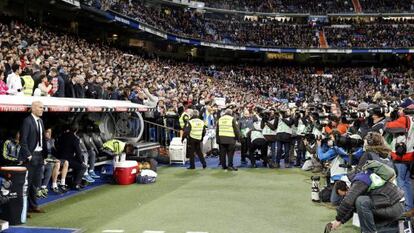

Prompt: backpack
[
  {"left": 136, "top": 169, "right": 157, "bottom": 184},
  {"left": 319, "top": 186, "right": 333, "bottom": 203},
  {"left": 136, "top": 175, "right": 156, "bottom": 184}
]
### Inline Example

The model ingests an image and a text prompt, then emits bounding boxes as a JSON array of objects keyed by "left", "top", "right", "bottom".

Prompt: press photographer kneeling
[{"left": 328, "top": 132, "right": 404, "bottom": 232}]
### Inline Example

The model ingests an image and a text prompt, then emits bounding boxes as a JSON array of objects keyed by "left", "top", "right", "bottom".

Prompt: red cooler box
[{"left": 114, "top": 161, "right": 139, "bottom": 185}]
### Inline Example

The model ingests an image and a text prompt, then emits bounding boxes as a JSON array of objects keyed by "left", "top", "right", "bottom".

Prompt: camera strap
[{"left": 404, "top": 116, "right": 410, "bottom": 141}]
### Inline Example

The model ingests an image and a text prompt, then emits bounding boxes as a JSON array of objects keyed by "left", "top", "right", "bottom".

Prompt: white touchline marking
[
  {"left": 102, "top": 230, "right": 125, "bottom": 233},
  {"left": 142, "top": 231, "right": 165, "bottom": 233}
]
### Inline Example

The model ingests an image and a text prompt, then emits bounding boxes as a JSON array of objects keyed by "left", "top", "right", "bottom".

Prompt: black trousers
[
  {"left": 249, "top": 139, "right": 269, "bottom": 166},
  {"left": 187, "top": 138, "right": 206, "bottom": 168},
  {"left": 295, "top": 136, "right": 306, "bottom": 165},
  {"left": 27, "top": 152, "right": 44, "bottom": 210},
  {"left": 219, "top": 143, "right": 235, "bottom": 168},
  {"left": 67, "top": 159, "right": 87, "bottom": 185},
  {"left": 240, "top": 138, "right": 249, "bottom": 161}
]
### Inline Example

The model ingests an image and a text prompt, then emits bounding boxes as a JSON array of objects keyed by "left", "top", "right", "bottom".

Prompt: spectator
[
  {"left": 49, "top": 67, "right": 65, "bottom": 97},
  {"left": 37, "top": 74, "right": 53, "bottom": 96},
  {"left": 0, "top": 70, "right": 9, "bottom": 95},
  {"left": 6, "top": 63, "right": 23, "bottom": 96}
]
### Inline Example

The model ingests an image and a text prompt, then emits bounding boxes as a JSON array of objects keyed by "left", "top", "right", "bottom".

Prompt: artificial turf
[{"left": 26, "top": 167, "right": 359, "bottom": 233}]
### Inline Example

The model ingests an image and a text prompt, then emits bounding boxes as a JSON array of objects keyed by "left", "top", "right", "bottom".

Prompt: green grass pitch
[{"left": 27, "top": 167, "right": 359, "bottom": 233}]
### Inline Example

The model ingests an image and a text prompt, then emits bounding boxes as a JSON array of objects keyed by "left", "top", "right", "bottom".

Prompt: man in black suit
[
  {"left": 19, "top": 101, "right": 47, "bottom": 213},
  {"left": 56, "top": 124, "right": 87, "bottom": 190}
]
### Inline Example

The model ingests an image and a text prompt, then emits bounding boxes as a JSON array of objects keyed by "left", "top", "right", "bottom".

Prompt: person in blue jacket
[{"left": 317, "top": 135, "right": 349, "bottom": 205}]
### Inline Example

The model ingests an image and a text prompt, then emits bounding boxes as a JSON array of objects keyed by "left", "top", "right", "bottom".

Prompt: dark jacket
[
  {"left": 369, "top": 118, "right": 386, "bottom": 135},
  {"left": 353, "top": 146, "right": 392, "bottom": 176},
  {"left": 56, "top": 132, "right": 84, "bottom": 163},
  {"left": 74, "top": 84, "right": 85, "bottom": 98},
  {"left": 85, "top": 83, "right": 98, "bottom": 99},
  {"left": 336, "top": 172, "right": 403, "bottom": 224},
  {"left": 53, "top": 75, "right": 65, "bottom": 97},
  {"left": 19, "top": 115, "right": 48, "bottom": 161},
  {"left": 216, "top": 114, "right": 241, "bottom": 145}
]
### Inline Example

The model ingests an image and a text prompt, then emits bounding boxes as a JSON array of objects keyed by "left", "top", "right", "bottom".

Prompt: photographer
[
  {"left": 247, "top": 122, "right": 270, "bottom": 168},
  {"left": 275, "top": 109, "right": 295, "bottom": 168},
  {"left": 317, "top": 134, "right": 349, "bottom": 205},
  {"left": 239, "top": 109, "right": 254, "bottom": 165},
  {"left": 294, "top": 111, "right": 308, "bottom": 167},
  {"left": 329, "top": 169, "right": 403, "bottom": 233},
  {"left": 366, "top": 104, "right": 387, "bottom": 135},
  {"left": 301, "top": 135, "right": 322, "bottom": 172},
  {"left": 261, "top": 109, "right": 277, "bottom": 165},
  {"left": 353, "top": 132, "right": 393, "bottom": 175},
  {"left": 384, "top": 105, "right": 414, "bottom": 211}
]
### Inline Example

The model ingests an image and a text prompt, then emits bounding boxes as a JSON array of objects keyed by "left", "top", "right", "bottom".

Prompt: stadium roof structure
[{"left": 0, "top": 96, "right": 152, "bottom": 113}]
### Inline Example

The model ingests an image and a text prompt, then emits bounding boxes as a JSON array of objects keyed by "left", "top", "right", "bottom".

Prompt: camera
[
  {"left": 395, "top": 142, "right": 407, "bottom": 157},
  {"left": 334, "top": 135, "right": 363, "bottom": 149},
  {"left": 404, "top": 108, "right": 414, "bottom": 115},
  {"left": 305, "top": 133, "right": 328, "bottom": 142},
  {"left": 260, "top": 111, "right": 271, "bottom": 122}
]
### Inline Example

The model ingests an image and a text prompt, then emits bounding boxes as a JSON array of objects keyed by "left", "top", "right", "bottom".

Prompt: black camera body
[
  {"left": 395, "top": 142, "right": 407, "bottom": 157},
  {"left": 334, "top": 135, "right": 363, "bottom": 149}
]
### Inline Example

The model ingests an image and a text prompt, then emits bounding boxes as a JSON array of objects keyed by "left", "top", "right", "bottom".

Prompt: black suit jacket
[
  {"left": 56, "top": 132, "right": 84, "bottom": 163},
  {"left": 19, "top": 115, "right": 47, "bottom": 161}
]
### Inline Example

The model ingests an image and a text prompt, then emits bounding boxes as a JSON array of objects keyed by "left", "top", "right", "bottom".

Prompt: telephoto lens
[{"left": 311, "top": 176, "right": 321, "bottom": 202}]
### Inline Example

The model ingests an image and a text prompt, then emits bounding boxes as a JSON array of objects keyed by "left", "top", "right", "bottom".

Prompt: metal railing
[{"left": 142, "top": 118, "right": 181, "bottom": 147}]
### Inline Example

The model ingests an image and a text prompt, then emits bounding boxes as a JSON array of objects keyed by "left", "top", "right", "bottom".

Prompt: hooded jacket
[{"left": 336, "top": 171, "right": 403, "bottom": 224}]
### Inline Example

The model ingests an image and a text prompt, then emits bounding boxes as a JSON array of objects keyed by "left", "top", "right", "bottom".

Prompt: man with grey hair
[
  {"left": 216, "top": 109, "right": 241, "bottom": 171},
  {"left": 182, "top": 109, "right": 207, "bottom": 169},
  {"left": 19, "top": 101, "right": 47, "bottom": 213}
]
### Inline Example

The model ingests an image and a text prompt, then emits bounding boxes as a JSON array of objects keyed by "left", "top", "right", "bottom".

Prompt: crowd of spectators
[
  {"left": 102, "top": 0, "right": 414, "bottom": 48},
  {"left": 359, "top": 0, "right": 414, "bottom": 13},
  {"left": 109, "top": 0, "right": 319, "bottom": 48},
  {"left": 0, "top": 21, "right": 413, "bottom": 119},
  {"left": 115, "top": 0, "right": 414, "bottom": 14},
  {"left": 324, "top": 23, "right": 414, "bottom": 48},
  {"left": 200, "top": 0, "right": 354, "bottom": 14}
]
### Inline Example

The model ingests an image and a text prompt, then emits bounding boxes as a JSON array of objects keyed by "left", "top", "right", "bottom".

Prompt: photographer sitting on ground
[
  {"left": 317, "top": 133, "right": 349, "bottom": 205},
  {"left": 301, "top": 135, "right": 322, "bottom": 173},
  {"left": 329, "top": 164, "right": 403, "bottom": 232}
]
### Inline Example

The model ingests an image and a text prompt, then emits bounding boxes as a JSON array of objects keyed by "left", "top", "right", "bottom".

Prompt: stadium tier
[{"left": 0, "top": 0, "right": 413, "bottom": 233}]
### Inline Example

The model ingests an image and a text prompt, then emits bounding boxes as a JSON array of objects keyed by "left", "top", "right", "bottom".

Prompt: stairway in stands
[
  {"left": 352, "top": 0, "right": 363, "bottom": 13},
  {"left": 318, "top": 31, "right": 329, "bottom": 48}
]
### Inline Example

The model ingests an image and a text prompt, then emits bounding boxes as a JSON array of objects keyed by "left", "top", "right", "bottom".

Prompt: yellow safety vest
[
  {"left": 189, "top": 118, "right": 204, "bottom": 140},
  {"left": 103, "top": 139, "right": 126, "bottom": 154},
  {"left": 22, "top": 75, "right": 34, "bottom": 96},
  {"left": 179, "top": 112, "right": 189, "bottom": 129},
  {"left": 218, "top": 115, "right": 235, "bottom": 137}
]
